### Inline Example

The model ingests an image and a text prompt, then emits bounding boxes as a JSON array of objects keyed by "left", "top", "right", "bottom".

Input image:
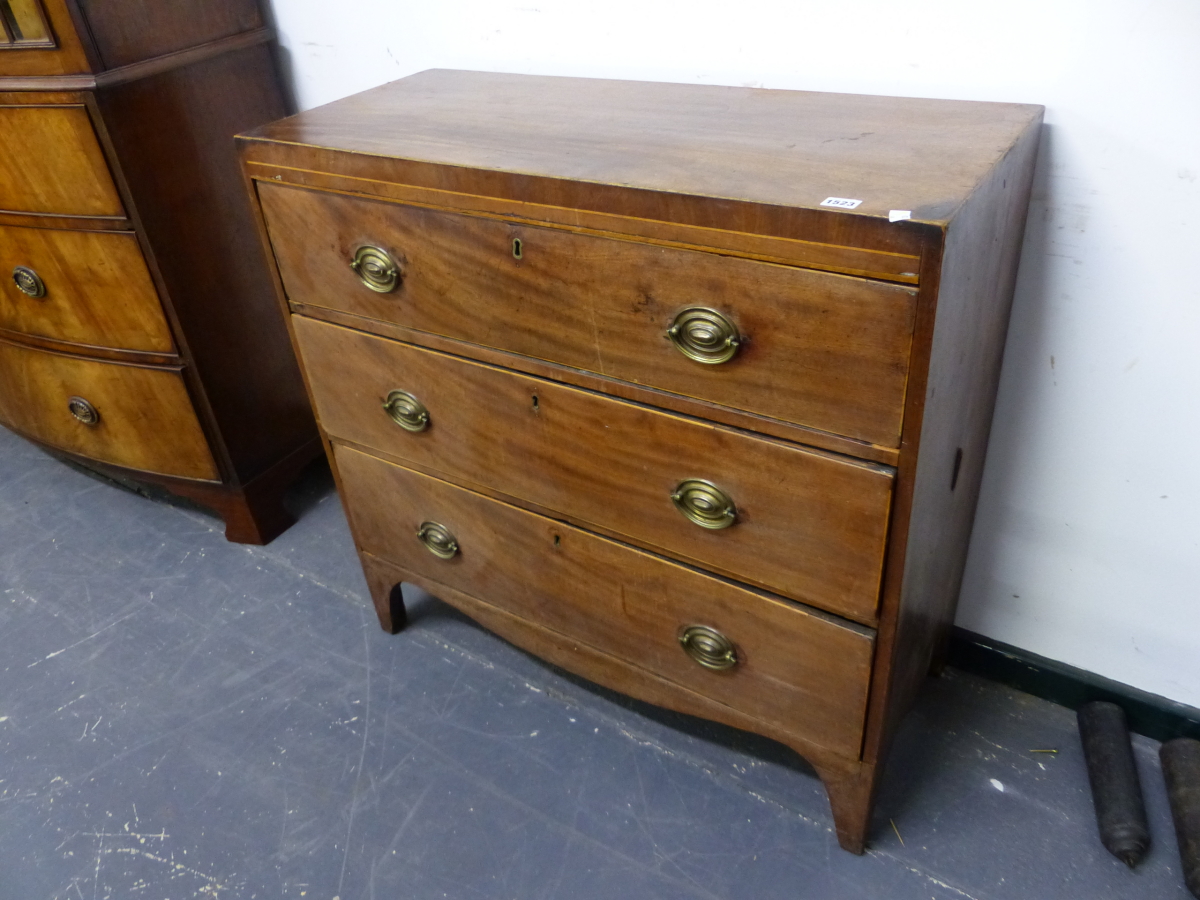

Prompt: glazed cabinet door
[{"left": 0, "top": 0, "right": 92, "bottom": 76}]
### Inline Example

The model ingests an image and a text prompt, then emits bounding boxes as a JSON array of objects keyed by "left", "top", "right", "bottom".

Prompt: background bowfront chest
[
  {"left": 240, "top": 69, "right": 1042, "bottom": 852},
  {"left": 0, "top": 0, "right": 317, "bottom": 542}
]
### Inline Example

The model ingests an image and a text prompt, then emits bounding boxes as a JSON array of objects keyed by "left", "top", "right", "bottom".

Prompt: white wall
[{"left": 266, "top": 0, "right": 1200, "bottom": 707}]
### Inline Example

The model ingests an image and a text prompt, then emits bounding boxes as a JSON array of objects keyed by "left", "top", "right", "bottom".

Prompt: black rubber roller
[
  {"left": 1077, "top": 701, "right": 1150, "bottom": 867},
  {"left": 1161, "top": 737, "right": 1200, "bottom": 898}
]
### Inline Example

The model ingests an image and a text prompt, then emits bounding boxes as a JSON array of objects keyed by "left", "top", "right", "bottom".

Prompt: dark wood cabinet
[
  {"left": 240, "top": 70, "right": 1041, "bottom": 851},
  {"left": 0, "top": 0, "right": 318, "bottom": 543}
]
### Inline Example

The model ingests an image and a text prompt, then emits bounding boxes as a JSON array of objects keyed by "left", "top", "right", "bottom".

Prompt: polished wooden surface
[
  {"left": 262, "top": 183, "right": 918, "bottom": 447},
  {"left": 0, "top": 101, "right": 123, "bottom": 215},
  {"left": 96, "top": 42, "right": 312, "bottom": 483},
  {"left": 0, "top": 222, "right": 173, "bottom": 351},
  {"left": 244, "top": 138, "right": 932, "bottom": 264},
  {"left": 863, "top": 115, "right": 1044, "bottom": 766},
  {"left": 248, "top": 164, "right": 922, "bottom": 284},
  {"left": 241, "top": 71, "right": 1043, "bottom": 850},
  {"left": 0, "top": 6, "right": 319, "bottom": 543},
  {"left": 289, "top": 302, "right": 902, "bottom": 467},
  {"left": 338, "top": 445, "right": 875, "bottom": 758},
  {"left": 295, "top": 316, "right": 894, "bottom": 623},
  {"left": 245, "top": 69, "right": 1042, "bottom": 226},
  {"left": 74, "top": 0, "right": 262, "bottom": 70},
  {"left": 0, "top": 336, "right": 217, "bottom": 478},
  {"left": 0, "top": 209, "right": 126, "bottom": 231}
]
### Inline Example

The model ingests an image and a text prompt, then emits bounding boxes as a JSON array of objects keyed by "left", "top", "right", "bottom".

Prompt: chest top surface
[{"left": 245, "top": 68, "right": 1042, "bottom": 224}]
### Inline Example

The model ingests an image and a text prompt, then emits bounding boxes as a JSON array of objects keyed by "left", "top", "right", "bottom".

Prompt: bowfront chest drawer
[
  {"left": 0, "top": 0, "right": 318, "bottom": 543},
  {"left": 0, "top": 102, "right": 124, "bottom": 215},
  {"left": 239, "top": 70, "right": 1042, "bottom": 853}
]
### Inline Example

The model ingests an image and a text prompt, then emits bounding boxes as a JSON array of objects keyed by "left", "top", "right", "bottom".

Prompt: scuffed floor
[{"left": 0, "top": 426, "right": 1190, "bottom": 899}]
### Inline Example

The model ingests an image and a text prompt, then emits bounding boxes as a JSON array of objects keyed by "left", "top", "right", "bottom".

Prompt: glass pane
[{"left": 0, "top": 0, "right": 55, "bottom": 47}]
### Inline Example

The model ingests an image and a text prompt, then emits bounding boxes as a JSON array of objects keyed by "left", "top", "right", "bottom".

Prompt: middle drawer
[
  {"left": 0, "top": 223, "right": 174, "bottom": 352},
  {"left": 294, "top": 316, "right": 893, "bottom": 623}
]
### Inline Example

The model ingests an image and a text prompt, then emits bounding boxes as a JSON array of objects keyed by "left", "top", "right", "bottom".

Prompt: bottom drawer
[
  {"left": 0, "top": 338, "right": 218, "bottom": 480},
  {"left": 335, "top": 443, "right": 875, "bottom": 758}
]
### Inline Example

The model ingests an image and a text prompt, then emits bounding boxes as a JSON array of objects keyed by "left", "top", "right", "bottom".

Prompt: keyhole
[
  {"left": 531, "top": 394, "right": 539, "bottom": 412},
  {"left": 553, "top": 534, "right": 561, "bottom": 547},
  {"left": 512, "top": 238, "right": 523, "bottom": 259}
]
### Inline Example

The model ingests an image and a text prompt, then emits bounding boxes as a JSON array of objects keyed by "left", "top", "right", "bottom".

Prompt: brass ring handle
[
  {"left": 666, "top": 307, "right": 741, "bottom": 364},
  {"left": 678, "top": 625, "right": 738, "bottom": 671},
  {"left": 349, "top": 245, "right": 400, "bottom": 293},
  {"left": 12, "top": 266, "right": 46, "bottom": 299},
  {"left": 383, "top": 390, "right": 430, "bottom": 432},
  {"left": 671, "top": 479, "right": 737, "bottom": 530},
  {"left": 416, "top": 521, "right": 459, "bottom": 559},
  {"left": 67, "top": 396, "right": 100, "bottom": 427}
]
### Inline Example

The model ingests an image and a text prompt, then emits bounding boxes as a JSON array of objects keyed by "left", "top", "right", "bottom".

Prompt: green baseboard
[{"left": 947, "top": 628, "right": 1200, "bottom": 743}]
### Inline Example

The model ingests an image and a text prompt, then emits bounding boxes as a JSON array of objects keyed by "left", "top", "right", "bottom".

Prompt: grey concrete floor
[{"left": 0, "top": 425, "right": 1190, "bottom": 900}]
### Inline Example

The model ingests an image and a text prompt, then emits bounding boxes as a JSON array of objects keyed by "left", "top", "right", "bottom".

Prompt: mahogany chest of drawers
[
  {"left": 239, "top": 69, "right": 1042, "bottom": 852},
  {"left": 0, "top": 0, "right": 317, "bottom": 542}
]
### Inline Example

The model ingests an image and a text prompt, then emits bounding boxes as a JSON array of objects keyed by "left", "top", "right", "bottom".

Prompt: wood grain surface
[
  {"left": 295, "top": 316, "right": 894, "bottom": 623},
  {"left": 241, "top": 137, "right": 932, "bottom": 263},
  {"left": 337, "top": 446, "right": 875, "bottom": 758},
  {"left": 0, "top": 8, "right": 316, "bottom": 543},
  {"left": 95, "top": 42, "right": 314, "bottom": 483},
  {"left": 0, "top": 222, "right": 173, "bottom": 351},
  {"left": 0, "top": 102, "right": 122, "bottom": 216},
  {"left": 287, "top": 301, "right": 902, "bottom": 467},
  {"left": 248, "top": 165, "right": 922, "bottom": 284},
  {"left": 241, "top": 69, "right": 1044, "bottom": 849},
  {"left": 862, "top": 109, "right": 1045, "bottom": 764},
  {"left": 74, "top": 0, "right": 263, "bottom": 70},
  {"left": 0, "top": 336, "right": 217, "bottom": 479},
  {"left": 245, "top": 69, "right": 1043, "bottom": 225},
  {"left": 262, "top": 183, "right": 918, "bottom": 447}
]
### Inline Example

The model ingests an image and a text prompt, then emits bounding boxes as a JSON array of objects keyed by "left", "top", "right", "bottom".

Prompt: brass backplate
[
  {"left": 666, "top": 307, "right": 742, "bottom": 365},
  {"left": 67, "top": 396, "right": 99, "bottom": 426},
  {"left": 12, "top": 266, "right": 45, "bottom": 298},
  {"left": 416, "top": 521, "right": 459, "bottom": 559},
  {"left": 671, "top": 478, "right": 737, "bottom": 529},
  {"left": 383, "top": 389, "right": 430, "bottom": 432},
  {"left": 678, "top": 624, "right": 738, "bottom": 670},
  {"left": 349, "top": 245, "right": 400, "bottom": 293}
]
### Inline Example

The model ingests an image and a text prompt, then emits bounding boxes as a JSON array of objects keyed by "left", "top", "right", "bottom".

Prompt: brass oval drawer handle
[
  {"left": 416, "top": 521, "right": 459, "bottom": 559},
  {"left": 12, "top": 266, "right": 46, "bottom": 299},
  {"left": 349, "top": 245, "right": 400, "bottom": 293},
  {"left": 67, "top": 396, "right": 100, "bottom": 427},
  {"left": 382, "top": 389, "right": 430, "bottom": 432},
  {"left": 671, "top": 478, "right": 737, "bottom": 530},
  {"left": 679, "top": 625, "right": 738, "bottom": 671},
  {"left": 666, "top": 307, "right": 741, "bottom": 364}
]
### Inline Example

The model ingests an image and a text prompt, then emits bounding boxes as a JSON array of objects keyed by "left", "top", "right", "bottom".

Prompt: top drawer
[
  {"left": 0, "top": 104, "right": 125, "bottom": 217},
  {"left": 259, "top": 184, "right": 918, "bottom": 448}
]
